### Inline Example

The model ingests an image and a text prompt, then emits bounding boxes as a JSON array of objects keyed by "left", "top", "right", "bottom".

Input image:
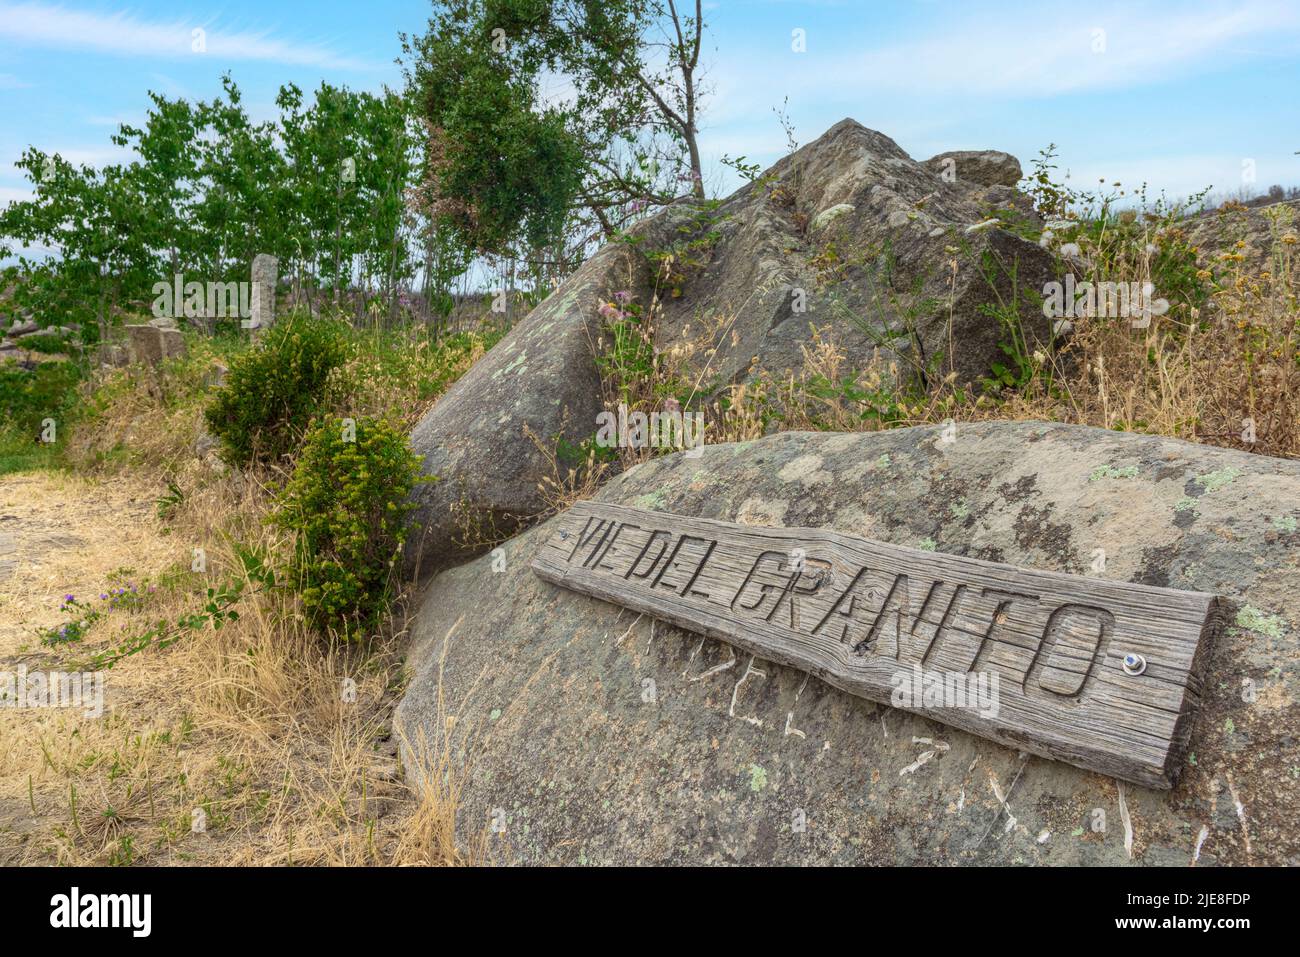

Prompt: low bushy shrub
[
  {"left": 203, "top": 315, "right": 351, "bottom": 467},
  {"left": 272, "top": 414, "right": 422, "bottom": 639}
]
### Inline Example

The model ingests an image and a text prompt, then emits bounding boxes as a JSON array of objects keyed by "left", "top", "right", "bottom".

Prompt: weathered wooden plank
[{"left": 530, "top": 501, "right": 1223, "bottom": 788}]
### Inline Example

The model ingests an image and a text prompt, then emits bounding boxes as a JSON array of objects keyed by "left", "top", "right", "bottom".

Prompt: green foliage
[
  {"left": 593, "top": 295, "right": 657, "bottom": 403},
  {"left": 977, "top": 251, "right": 1045, "bottom": 393},
  {"left": 801, "top": 373, "right": 909, "bottom": 428},
  {"left": 405, "top": 6, "right": 586, "bottom": 254},
  {"left": 88, "top": 550, "right": 270, "bottom": 669},
  {"left": 405, "top": 0, "right": 708, "bottom": 266},
  {"left": 0, "top": 75, "right": 437, "bottom": 339},
  {"left": 643, "top": 200, "right": 725, "bottom": 297},
  {"left": 203, "top": 315, "right": 352, "bottom": 467},
  {"left": 272, "top": 416, "right": 422, "bottom": 639},
  {"left": 0, "top": 359, "right": 82, "bottom": 473},
  {"left": 17, "top": 332, "right": 76, "bottom": 355}
]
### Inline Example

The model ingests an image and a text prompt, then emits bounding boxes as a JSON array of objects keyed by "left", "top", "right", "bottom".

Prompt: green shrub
[
  {"left": 0, "top": 359, "right": 82, "bottom": 473},
  {"left": 18, "top": 332, "right": 76, "bottom": 355},
  {"left": 203, "top": 314, "right": 351, "bottom": 467},
  {"left": 272, "top": 415, "right": 422, "bottom": 639},
  {"left": 0, "top": 359, "right": 82, "bottom": 433}
]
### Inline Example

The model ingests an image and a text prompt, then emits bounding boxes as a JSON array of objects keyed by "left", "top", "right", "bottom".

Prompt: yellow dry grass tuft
[{"left": 0, "top": 466, "right": 477, "bottom": 867}]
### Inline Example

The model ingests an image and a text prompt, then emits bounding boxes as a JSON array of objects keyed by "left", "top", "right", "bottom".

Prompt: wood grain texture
[{"left": 530, "top": 501, "right": 1223, "bottom": 789}]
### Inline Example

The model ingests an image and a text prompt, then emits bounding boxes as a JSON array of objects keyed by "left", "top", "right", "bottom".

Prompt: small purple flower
[
  {"left": 63, "top": 594, "right": 74, "bottom": 603},
  {"left": 614, "top": 290, "right": 633, "bottom": 305},
  {"left": 100, "top": 593, "right": 108, "bottom": 600}
]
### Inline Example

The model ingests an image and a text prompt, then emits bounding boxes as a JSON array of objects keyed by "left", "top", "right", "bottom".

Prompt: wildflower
[
  {"left": 63, "top": 594, "right": 74, "bottom": 603},
  {"left": 614, "top": 290, "right": 633, "bottom": 304},
  {"left": 597, "top": 302, "right": 620, "bottom": 320},
  {"left": 1059, "top": 243, "right": 1082, "bottom": 258},
  {"left": 1038, "top": 229, "right": 1054, "bottom": 248},
  {"left": 1283, "top": 233, "right": 1298, "bottom": 246}
]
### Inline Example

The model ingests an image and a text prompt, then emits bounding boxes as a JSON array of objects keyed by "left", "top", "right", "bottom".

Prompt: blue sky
[{"left": 1, "top": 0, "right": 1299, "bottom": 214}]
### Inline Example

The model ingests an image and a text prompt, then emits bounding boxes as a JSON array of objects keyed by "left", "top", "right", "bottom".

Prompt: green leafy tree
[{"left": 404, "top": 0, "right": 710, "bottom": 264}]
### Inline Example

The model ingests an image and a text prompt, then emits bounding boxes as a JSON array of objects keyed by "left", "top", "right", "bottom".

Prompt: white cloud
[
  {"left": 0, "top": 2, "right": 379, "bottom": 70},
  {"left": 711, "top": 0, "right": 1300, "bottom": 115}
]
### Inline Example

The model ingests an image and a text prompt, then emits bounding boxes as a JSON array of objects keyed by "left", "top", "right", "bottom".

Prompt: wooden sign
[{"left": 531, "top": 501, "right": 1222, "bottom": 788}]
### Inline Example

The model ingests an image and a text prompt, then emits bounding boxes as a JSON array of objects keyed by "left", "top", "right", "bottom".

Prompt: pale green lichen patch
[
  {"left": 950, "top": 498, "right": 970, "bottom": 520},
  {"left": 918, "top": 537, "right": 937, "bottom": 552},
  {"left": 493, "top": 350, "right": 529, "bottom": 379},
  {"left": 811, "top": 203, "right": 854, "bottom": 231},
  {"left": 1174, "top": 496, "right": 1198, "bottom": 513},
  {"left": 633, "top": 489, "right": 668, "bottom": 510},
  {"left": 1236, "top": 605, "right": 1287, "bottom": 638},
  {"left": 1089, "top": 464, "right": 1139, "bottom": 481},
  {"left": 747, "top": 764, "right": 768, "bottom": 792},
  {"left": 876, "top": 454, "right": 891, "bottom": 469},
  {"left": 1272, "top": 515, "right": 1297, "bottom": 533},
  {"left": 1196, "top": 466, "right": 1241, "bottom": 492}
]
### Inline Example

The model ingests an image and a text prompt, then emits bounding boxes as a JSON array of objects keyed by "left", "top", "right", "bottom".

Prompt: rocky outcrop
[
  {"left": 924, "top": 150, "right": 1023, "bottom": 188},
  {"left": 403, "top": 120, "right": 1058, "bottom": 574},
  {"left": 1182, "top": 199, "right": 1300, "bottom": 271},
  {"left": 403, "top": 208, "right": 693, "bottom": 575},
  {"left": 396, "top": 422, "right": 1300, "bottom": 865},
  {"left": 650, "top": 120, "right": 1057, "bottom": 394}
]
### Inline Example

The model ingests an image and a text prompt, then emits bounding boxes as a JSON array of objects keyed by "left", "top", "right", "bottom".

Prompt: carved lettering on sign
[{"left": 532, "top": 502, "right": 1222, "bottom": 788}]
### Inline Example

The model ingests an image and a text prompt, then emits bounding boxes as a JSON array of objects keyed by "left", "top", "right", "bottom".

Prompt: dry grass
[
  {"left": 0, "top": 320, "right": 506, "bottom": 867},
  {"left": 0, "top": 467, "right": 481, "bottom": 866},
  {"left": 703, "top": 206, "right": 1300, "bottom": 457}
]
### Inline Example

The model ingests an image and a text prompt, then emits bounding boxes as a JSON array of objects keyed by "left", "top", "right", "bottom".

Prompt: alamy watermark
[
  {"left": 151, "top": 273, "right": 251, "bottom": 322},
  {"left": 1, "top": 665, "right": 104, "bottom": 718},
  {"left": 890, "top": 663, "right": 1000, "bottom": 719},
  {"left": 1042, "top": 274, "right": 1168, "bottom": 329},
  {"left": 595, "top": 400, "right": 704, "bottom": 458}
]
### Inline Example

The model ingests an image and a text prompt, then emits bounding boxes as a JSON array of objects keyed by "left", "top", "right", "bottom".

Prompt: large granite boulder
[
  {"left": 404, "top": 120, "right": 1059, "bottom": 574},
  {"left": 396, "top": 422, "right": 1300, "bottom": 865},
  {"left": 653, "top": 121, "right": 1057, "bottom": 392},
  {"left": 403, "top": 208, "right": 693, "bottom": 575}
]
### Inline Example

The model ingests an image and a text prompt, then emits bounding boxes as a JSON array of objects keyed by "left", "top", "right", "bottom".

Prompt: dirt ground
[{"left": 0, "top": 470, "right": 450, "bottom": 866}]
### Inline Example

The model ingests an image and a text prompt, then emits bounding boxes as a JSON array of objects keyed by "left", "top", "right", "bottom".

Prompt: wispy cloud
[
  {"left": 0, "top": 2, "right": 380, "bottom": 70},
  {"left": 835, "top": 1, "right": 1300, "bottom": 97},
  {"left": 712, "top": 0, "right": 1300, "bottom": 121}
]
